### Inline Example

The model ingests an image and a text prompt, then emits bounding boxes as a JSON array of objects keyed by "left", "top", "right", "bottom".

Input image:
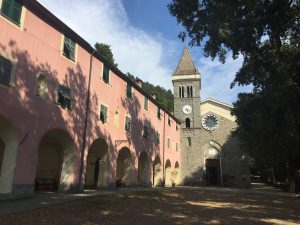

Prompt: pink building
[{"left": 0, "top": 0, "right": 180, "bottom": 198}]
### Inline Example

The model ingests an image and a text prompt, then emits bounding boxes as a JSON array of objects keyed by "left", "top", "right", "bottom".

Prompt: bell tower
[{"left": 172, "top": 47, "right": 202, "bottom": 185}]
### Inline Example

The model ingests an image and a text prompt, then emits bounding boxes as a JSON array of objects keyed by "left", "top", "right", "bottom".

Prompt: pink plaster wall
[{"left": 0, "top": 1, "right": 180, "bottom": 193}]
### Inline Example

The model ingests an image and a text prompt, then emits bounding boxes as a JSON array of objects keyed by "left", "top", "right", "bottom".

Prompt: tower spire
[{"left": 173, "top": 47, "right": 199, "bottom": 76}]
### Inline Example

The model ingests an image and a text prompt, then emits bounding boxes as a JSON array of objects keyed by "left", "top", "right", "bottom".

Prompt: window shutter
[
  {"left": 103, "top": 65, "right": 109, "bottom": 83},
  {"left": 1, "top": 0, "right": 11, "bottom": 16},
  {"left": 0, "top": 55, "right": 13, "bottom": 86},
  {"left": 126, "top": 83, "right": 132, "bottom": 98},
  {"left": 12, "top": 0, "right": 21, "bottom": 24}
]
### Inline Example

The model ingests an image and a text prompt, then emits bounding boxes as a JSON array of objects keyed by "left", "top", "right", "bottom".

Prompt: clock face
[
  {"left": 182, "top": 105, "right": 192, "bottom": 114},
  {"left": 202, "top": 114, "right": 219, "bottom": 131}
]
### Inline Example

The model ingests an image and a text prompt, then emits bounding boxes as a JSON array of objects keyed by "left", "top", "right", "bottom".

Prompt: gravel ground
[{"left": 0, "top": 187, "right": 299, "bottom": 225}]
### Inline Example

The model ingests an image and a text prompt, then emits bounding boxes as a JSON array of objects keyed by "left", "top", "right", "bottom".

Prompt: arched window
[
  {"left": 36, "top": 74, "right": 48, "bottom": 99},
  {"left": 185, "top": 118, "right": 191, "bottom": 128}
]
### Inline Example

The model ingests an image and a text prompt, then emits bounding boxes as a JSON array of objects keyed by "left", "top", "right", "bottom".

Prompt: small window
[
  {"left": 181, "top": 86, "right": 185, "bottom": 98},
  {"left": 0, "top": 55, "right": 13, "bottom": 86},
  {"left": 125, "top": 116, "right": 131, "bottom": 131},
  {"left": 103, "top": 65, "right": 109, "bottom": 84},
  {"left": 176, "top": 143, "right": 178, "bottom": 151},
  {"left": 1, "top": 0, "right": 22, "bottom": 25},
  {"left": 185, "top": 118, "right": 191, "bottom": 128},
  {"left": 113, "top": 111, "right": 119, "bottom": 127},
  {"left": 190, "top": 86, "right": 193, "bottom": 97},
  {"left": 36, "top": 74, "right": 48, "bottom": 99},
  {"left": 167, "top": 138, "right": 170, "bottom": 148},
  {"left": 187, "top": 86, "right": 190, "bottom": 97},
  {"left": 157, "top": 108, "right": 161, "bottom": 119},
  {"left": 187, "top": 137, "right": 192, "bottom": 146},
  {"left": 155, "top": 131, "right": 160, "bottom": 145},
  {"left": 100, "top": 105, "right": 108, "bottom": 123},
  {"left": 57, "top": 85, "right": 72, "bottom": 110},
  {"left": 144, "top": 97, "right": 148, "bottom": 110},
  {"left": 143, "top": 125, "right": 148, "bottom": 138},
  {"left": 179, "top": 86, "right": 182, "bottom": 98},
  {"left": 168, "top": 116, "right": 171, "bottom": 127},
  {"left": 63, "top": 36, "right": 76, "bottom": 61},
  {"left": 126, "top": 82, "right": 132, "bottom": 99}
]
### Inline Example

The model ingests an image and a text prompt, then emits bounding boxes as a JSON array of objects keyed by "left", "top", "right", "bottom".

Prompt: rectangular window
[
  {"left": 143, "top": 125, "right": 148, "bottom": 138},
  {"left": 1, "top": 0, "right": 22, "bottom": 25},
  {"left": 176, "top": 143, "right": 178, "bottom": 151},
  {"left": 57, "top": 85, "right": 72, "bottom": 110},
  {"left": 144, "top": 97, "right": 148, "bottom": 110},
  {"left": 155, "top": 131, "right": 160, "bottom": 145},
  {"left": 179, "top": 87, "right": 181, "bottom": 98},
  {"left": 103, "top": 65, "right": 109, "bottom": 84},
  {"left": 190, "top": 86, "right": 193, "bottom": 97},
  {"left": 100, "top": 104, "right": 108, "bottom": 123},
  {"left": 187, "top": 137, "right": 192, "bottom": 146},
  {"left": 168, "top": 115, "right": 171, "bottom": 127},
  {"left": 157, "top": 108, "right": 161, "bottom": 119},
  {"left": 63, "top": 36, "right": 76, "bottom": 61},
  {"left": 126, "top": 82, "right": 132, "bottom": 99},
  {"left": 0, "top": 55, "right": 13, "bottom": 86},
  {"left": 187, "top": 86, "right": 190, "bottom": 97},
  {"left": 167, "top": 138, "right": 170, "bottom": 148},
  {"left": 125, "top": 116, "right": 131, "bottom": 131}
]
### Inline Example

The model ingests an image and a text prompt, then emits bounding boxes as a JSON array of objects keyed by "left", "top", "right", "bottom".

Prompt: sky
[{"left": 38, "top": 0, "right": 252, "bottom": 104}]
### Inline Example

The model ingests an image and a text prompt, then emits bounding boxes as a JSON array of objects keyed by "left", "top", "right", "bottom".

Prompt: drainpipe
[
  {"left": 79, "top": 49, "right": 95, "bottom": 190},
  {"left": 162, "top": 111, "right": 166, "bottom": 186}
]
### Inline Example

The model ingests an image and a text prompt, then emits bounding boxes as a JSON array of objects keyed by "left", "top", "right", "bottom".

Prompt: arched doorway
[
  {"left": 35, "top": 129, "right": 74, "bottom": 192},
  {"left": 116, "top": 147, "right": 132, "bottom": 187},
  {"left": 153, "top": 156, "right": 162, "bottom": 187},
  {"left": 0, "top": 115, "right": 18, "bottom": 194},
  {"left": 204, "top": 141, "right": 222, "bottom": 186},
  {"left": 85, "top": 138, "right": 108, "bottom": 188},
  {"left": 165, "top": 159, "right": 172, "bottom": 187},
  {"left": 172, "top": 161, "right": 180, "bottom": 185},
  {"left": 137, "top": 151, "right": 150, "bottom": 186}
]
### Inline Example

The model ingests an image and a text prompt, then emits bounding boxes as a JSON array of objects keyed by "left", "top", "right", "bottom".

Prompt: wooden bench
[{"left": 35, "top": 178, "right": 58, "bottom": 191}]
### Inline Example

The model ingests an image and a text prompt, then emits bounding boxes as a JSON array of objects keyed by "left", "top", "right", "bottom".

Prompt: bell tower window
[{"left": 185, "top": 118, "right": 191, "bottom": 128}]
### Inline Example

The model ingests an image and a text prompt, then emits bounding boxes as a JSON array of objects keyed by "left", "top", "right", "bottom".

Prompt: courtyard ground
[{"left": 0, "top": 187, "right": 299, "bottom": 225}]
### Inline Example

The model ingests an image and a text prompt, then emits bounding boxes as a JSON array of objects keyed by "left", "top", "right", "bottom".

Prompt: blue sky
[{"left": 38, "top": 0, "right": 251, "bottom": 104}]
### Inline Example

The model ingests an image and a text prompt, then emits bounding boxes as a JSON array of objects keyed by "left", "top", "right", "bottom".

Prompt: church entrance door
[{"left": 206, "top": 159, "right": 220, "bottom": 186}]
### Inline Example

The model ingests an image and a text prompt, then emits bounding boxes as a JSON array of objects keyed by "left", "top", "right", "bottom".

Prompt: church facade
[{"left": 173, "top": 48, "right": 250, "bottom": 188}]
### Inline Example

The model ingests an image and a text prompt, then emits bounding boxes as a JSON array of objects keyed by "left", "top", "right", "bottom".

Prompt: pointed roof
[{"left": 173, "top": 47, "right": 199, "bottom": 76}]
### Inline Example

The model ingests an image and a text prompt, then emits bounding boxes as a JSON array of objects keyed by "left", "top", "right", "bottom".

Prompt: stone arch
[
  {"left": 152, "top": 156, "right": 162, "bottom": 187},
  {"left": 116, "top": 147, "right": 132, "bottom": 187},
  {"left": 85, "top": 138, "right": 109, "bottom": 188},
  {"left": 35, "top": 129, "right": 74, "bottom": 192},
  {"left": 165, "top": 159, "right": 172, "bottom": 187},
  {"left": 172, "top": 161, "right": 180, "bottom": 185},
  {"left": 203, "top": 140, "right": 222, "bottom": 186},
  {"left": 36, "top": 73, "right": 48, "bottom": 99},
  {"left": 185, "top": 117, "right": 191, "bottom": 128},
  {"left": 0, "top": 115, "right": 19, "bottom": 194},
  {"left": 137, "top": 151, "right": 150, "bottom": 186}
]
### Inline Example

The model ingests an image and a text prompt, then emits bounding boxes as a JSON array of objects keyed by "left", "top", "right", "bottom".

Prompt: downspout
[
  {"left": 79, "top": 49, "right": 95, "bottom": 190},
  {"left": 162, "top": 111, "right": 166, "bottom": 185}
]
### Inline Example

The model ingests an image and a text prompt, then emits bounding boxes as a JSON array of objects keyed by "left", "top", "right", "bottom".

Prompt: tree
[
  {"left": 95, "top": 42, "right": 118, "bottom": 67},
  {"left": 168, "top": 0, "right": 300, "bottom": 192},
  {"left": 126, "top": 73, "right": 174, "bottom": 112}
]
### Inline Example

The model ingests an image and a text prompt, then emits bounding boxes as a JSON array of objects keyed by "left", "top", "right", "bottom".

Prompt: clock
[
  {"left": 202, "top": 114, "right": 219, "bottom": 131},
  {"left": 182, "top": 105, "right": 192, "bottom": 114}
]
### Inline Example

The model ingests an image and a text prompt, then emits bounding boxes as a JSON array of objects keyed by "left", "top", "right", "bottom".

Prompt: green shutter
[
  {"left": 126, "top": 83, "right": 132, "bottom": 98},
  {"left": 101, "top": 105, "right": 108, "bottom": 123},
  {"left": 144, "top": 97, "right": 148, "bottom": 110},
  {"left": 1, "top": 0, "right": 22, "bottom": 25},
  {"left": 103, "top": 65, "right": 109, "bottom": 83},
  {"left": 63, "top": 36, "right": 76, "bottom": 60},
  {"left": 157, "top": 108, "right": 160, "bottom": 119},
  {"left": 0, "top": 55, "right": 13, "bottom": 86},
  {"left": 125, "top": 116, "right": 131, "bottom": 131}
]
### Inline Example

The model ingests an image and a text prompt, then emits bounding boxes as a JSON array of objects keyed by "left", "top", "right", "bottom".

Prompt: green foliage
[
  {"left": 95, "top": 42, "right": 118, "bottom": 67},
  {"left": 126, "top": 73, "right": 174, "bottom": 112},
  {"left": 168, "top": 0, "right": 300, "bottom": 190}
]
